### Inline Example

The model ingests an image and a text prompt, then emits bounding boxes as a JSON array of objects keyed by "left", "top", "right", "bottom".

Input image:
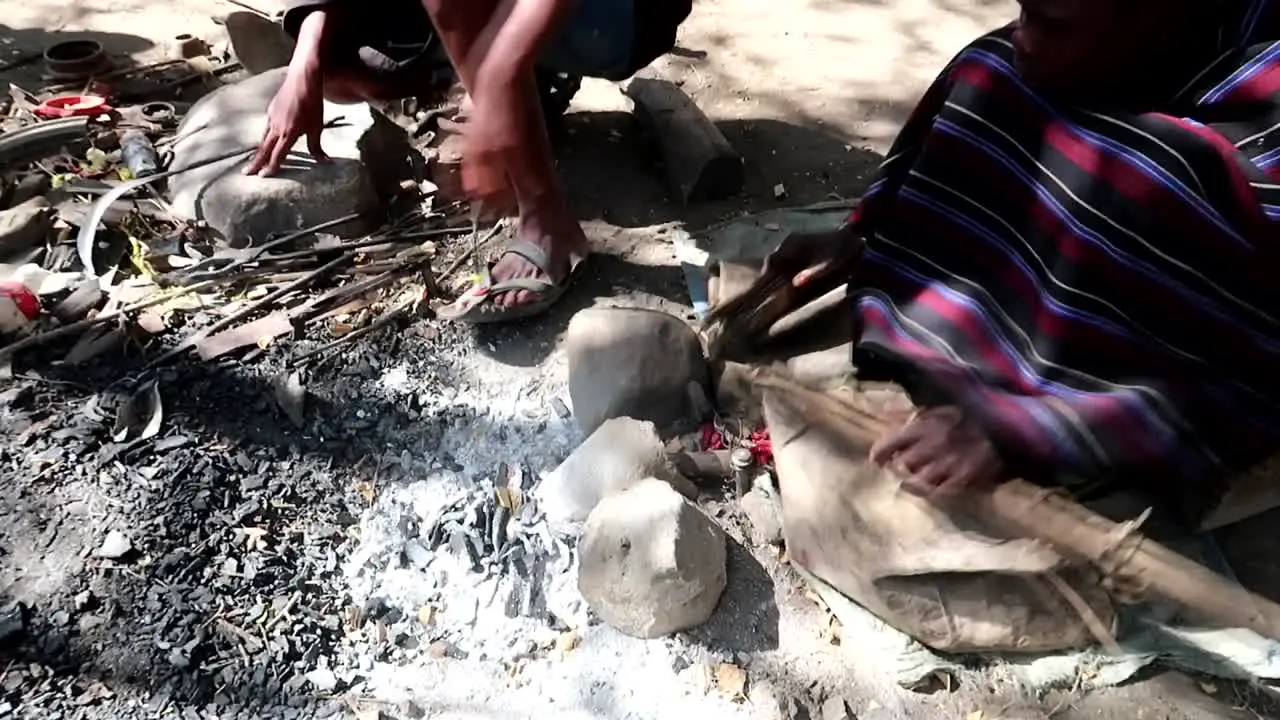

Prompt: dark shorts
[{"left": 283, "top": 0, "right": 690, "bottom": 87}]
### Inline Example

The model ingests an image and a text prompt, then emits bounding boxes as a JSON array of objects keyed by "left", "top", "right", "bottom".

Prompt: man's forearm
[
  {"left": 471, "top": 0, "right": 575, "bottom": 96},
  {"left": 289, "top": 8, "right": 332, "bottom": 76}
]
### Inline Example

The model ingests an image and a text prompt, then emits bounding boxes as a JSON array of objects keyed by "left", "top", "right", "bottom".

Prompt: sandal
[{"left": 437, "top": 240, "right": 586, "bottom": 324}]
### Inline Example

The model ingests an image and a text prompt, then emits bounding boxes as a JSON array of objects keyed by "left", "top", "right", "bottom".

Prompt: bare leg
[{"left": 422, "top": 0, "right": 588, "bottom": 310}]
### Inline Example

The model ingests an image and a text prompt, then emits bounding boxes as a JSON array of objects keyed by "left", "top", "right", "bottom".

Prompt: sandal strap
[
  {"left": 499, "top": 241, "right": 555, "bottom": 278},
  {"left": 487, "top": 276, "right": 557, "bottom": 294}
]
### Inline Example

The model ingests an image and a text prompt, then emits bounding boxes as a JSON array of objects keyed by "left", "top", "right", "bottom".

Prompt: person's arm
[
  {"left": 468, "top": 0, "right": 576, "bottom": 105},
  {"left": 286, "top": 6, "right": 332, "bottom": 86},
  {"left": 243, "top": 4, "right": 334, "bottom": 175}
]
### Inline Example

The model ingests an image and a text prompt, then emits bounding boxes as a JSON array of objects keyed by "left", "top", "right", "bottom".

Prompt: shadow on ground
[
  {"left": 556, "top": 111, "right": 888, "bottom": 231},
  {"left": 0, "top": 24, "right": 156, "bottom": 90}
]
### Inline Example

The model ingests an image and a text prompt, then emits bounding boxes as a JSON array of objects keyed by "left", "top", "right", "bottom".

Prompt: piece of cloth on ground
[
  {"left": 846, "top": 3, "right": 1280, "bottom": 512},
  {"left": 803, "top": 533, "right": 1280, "bottom": 693}
]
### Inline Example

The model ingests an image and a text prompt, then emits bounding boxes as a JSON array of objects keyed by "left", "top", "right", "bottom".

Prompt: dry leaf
[
  {"left": 330, "top": 321, "right": 355, "bottom": 337},
  {"left": 417, "top": 605, "right": 437, "bottom": 626},
  {"left": 714, "top": 662, "right": 748, "bottom": 700},
  {"left": 355, "top": 480, "right": 376, "bottom": 505},
  {"left": 965, "top": 711, "right": 984, "bottom": 720},
  {"left": 1199, "top": 681, "right": 1218, "bottom": 695}
]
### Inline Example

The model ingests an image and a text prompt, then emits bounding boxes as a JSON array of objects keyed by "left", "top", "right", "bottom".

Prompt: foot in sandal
[{"left": 439, "top": 197, "right": 589, "bottom": 323}]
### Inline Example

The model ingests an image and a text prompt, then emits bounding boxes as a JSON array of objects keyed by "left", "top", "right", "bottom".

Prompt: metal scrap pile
[{"left": 0, "top": 30, "right": 471, "bottom": 377}]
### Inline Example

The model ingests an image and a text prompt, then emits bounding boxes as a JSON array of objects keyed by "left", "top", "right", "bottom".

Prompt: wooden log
[
  {"left": 624, "top": 77, "right": 744, "bottom": 204},
  {"left": 754, "top": 370, "right": 1280, "bottom": 640}
]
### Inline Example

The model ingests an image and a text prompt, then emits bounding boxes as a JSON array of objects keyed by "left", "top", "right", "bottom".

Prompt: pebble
[
  {"left": 95, "top": 530, "right": 133, "bottom": 559},
  {"left": 304, "top": 667, "right": 338, "bottom": 691}
]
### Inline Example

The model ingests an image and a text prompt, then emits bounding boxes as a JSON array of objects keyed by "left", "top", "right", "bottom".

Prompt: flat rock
[
  {"left": 566, "top": 307, "right": 711, "bottom": 437},
  {"left": 578, "top": 478, "right": 727, "bottom": 638},
  {"left": 167, "top": 68, "right": 411, "bottom": 245},
  {"left": 95, "top": 529, "right": 132, "bottom": 559},
  {"left": 537, "top": 417, "right": 697, "bottom": 529}
]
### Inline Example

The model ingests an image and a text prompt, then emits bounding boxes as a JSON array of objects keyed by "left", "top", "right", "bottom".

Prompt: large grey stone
[
  {"left": 167, "top": 68, "right": 411, "bottom": 245},
  {"left": 578, "top": 478, "right": 727, "bottom": 638},
  {"left": 566, "top": 307, "right": 711, "bottom": 437},
  {"left": 537, "top": 417, "right": 697, "bottom": 530}
]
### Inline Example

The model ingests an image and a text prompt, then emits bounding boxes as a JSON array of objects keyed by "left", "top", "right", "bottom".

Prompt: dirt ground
[{"left": 4, "top": 0, "right": 1280, "bottom": 718}]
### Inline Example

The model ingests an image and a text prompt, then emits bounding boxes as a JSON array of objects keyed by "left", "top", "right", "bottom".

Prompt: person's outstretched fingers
[
  {"left": 258, "top": 132, "right": 294, "bottom": 177},
  {"left": 243, "top": 130, "right": 277, "bottom": 176}
]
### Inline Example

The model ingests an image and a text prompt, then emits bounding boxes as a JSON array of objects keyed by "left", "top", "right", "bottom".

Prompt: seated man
[
  {"left": 765, "top": 0, "right": 1280, "bottom": 517},
  {"left": 248, "top": 0, "right": 692, "bottom": 321}
]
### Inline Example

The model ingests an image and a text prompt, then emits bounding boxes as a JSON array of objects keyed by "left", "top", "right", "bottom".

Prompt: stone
[
  {"left": 578, "top": 478, "right": 727, "bottom": 638},
  {"left": 714, "top": 361, "right": 762, "bottom": 423},
  {"left": 167, "top": 68, "right": 412, "bottom": 245},
  {"left": 739, "top": 487, "right": 783, "bottom": 546},
  {"left": 537, "top": 417, "right": 697, "bottom": 528},
  {"left": 95, "top": 530, "right": 132, "bottom": 559},
  {"left": 566, "top": 307, "right": 711, "bottom": 437}
]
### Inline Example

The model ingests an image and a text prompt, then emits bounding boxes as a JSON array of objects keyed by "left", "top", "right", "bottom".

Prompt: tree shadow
[
  {"left": 556, "top": 111, "right": 890, "bottom": 232},
  {"left": 0, "top": 24, "right": 156, "bottom": 91}
]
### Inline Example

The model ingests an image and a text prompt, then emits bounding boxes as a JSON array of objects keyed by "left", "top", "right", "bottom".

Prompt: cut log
[{"left": 624, "top": 77, "right": 743, "bottom": 204}]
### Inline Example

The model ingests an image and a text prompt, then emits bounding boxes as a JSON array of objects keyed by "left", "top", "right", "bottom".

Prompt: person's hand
[
  {"left": 762, "top": 226, "right": 865, "bottom": 288},
  {"left": 244, "top": 68, "right": 328, "bottom": 177},
  {"left": 870, "top": 406, "right": 1003, "bottom": 498},
  {"left": 457, "top": 89, "right": 519, "bottom": 217}
]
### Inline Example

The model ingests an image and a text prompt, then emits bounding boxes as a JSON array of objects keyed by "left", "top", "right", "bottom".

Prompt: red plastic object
[{"left": 33, "top": 94, "right": 111, "bottom": 119}]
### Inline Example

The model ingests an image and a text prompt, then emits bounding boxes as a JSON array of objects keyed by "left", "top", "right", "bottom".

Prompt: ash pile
[{"left": 342, "top": 464, "right": 587, "bottom": 669}]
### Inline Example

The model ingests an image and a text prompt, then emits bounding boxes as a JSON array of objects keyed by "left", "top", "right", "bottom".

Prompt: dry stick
[
  {"left": 436, "top": 222, "right": 505, "bottom": 285},
  {"left": 147, "top": 253, "right": 354, "bottom": 368},
  {"left": 0, "top": 280, "right": 220, "bottom": 361},
  {"left": 753, "top": 370, "right": 1280, "bottom": 640},
  {"left": 176, "top": 212, "right": 364, "bottom": 283}
]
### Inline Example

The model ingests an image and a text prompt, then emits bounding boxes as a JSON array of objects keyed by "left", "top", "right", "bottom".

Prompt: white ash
[{"left": 331, "top": 357, "right": 754, "bottom": 718}]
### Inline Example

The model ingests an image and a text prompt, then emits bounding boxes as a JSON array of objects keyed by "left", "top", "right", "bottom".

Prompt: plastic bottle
[{"left": 119, "top": 129, "right": 159, "bottom": 178}]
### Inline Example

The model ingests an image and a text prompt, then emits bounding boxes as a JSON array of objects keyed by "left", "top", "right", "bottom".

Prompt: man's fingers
[
  {"left": 793, "top": 259, "right": 834, "bottom": 288},
  {"left": 243, "top": 130, "right": 276, "bottom": 176},
  {"left": 870, "top": 421, "right": 926, "bottom": 465},
  {"left": 901, "top": 461, "right": 950, "bottom": 496},
  {"left": 306, "top": 128, "right": 329, "bottom": 162},
  {"left": 259, "top": 131, "right": 295, "bottom": 177}
]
